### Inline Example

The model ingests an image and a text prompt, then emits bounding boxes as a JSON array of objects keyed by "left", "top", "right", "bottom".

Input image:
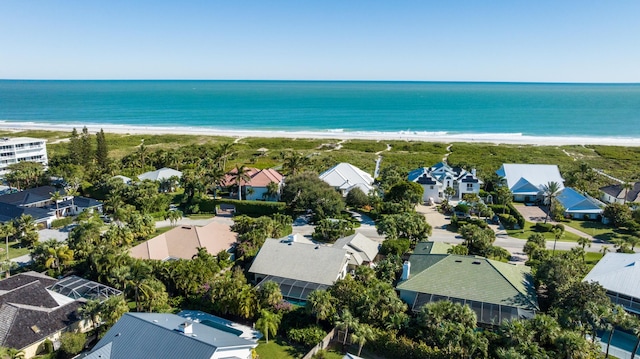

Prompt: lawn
[
  {"left": 0, "top": 240, "right": 32, "bottom": 260},
  {"left": 255, "top": 338, "right": 306, "bottom": 359},
  {"left": 563, "top": 219, "right": 622, "bottom": 242},
  {"left": 186, "top": 213, "right": 215, "bottom": 220},
  {"left": 506, "top": 221, "right": 581, "bottom": 242}
]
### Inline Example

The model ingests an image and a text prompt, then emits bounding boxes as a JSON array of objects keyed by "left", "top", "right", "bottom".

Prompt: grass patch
[
  {"left": 0, "top": 241, "right": 32, "bottom": 260},
  {"left": 186, "top": 214, "right": 215, "bottom": 220},
  {"left": 154, "top": 226, "right": 174, "bottom": 236},
  {"left": 255, "top": 337, "right": 306, "bottom": 359},
  {"left": 506, "top": 222, "right": 581, "bottom": 242},
  {"left": 563, "top": 219, "right": 622, "bottom": 242}
]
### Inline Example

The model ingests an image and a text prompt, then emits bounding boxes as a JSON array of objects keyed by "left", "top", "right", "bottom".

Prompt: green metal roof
[{"left": 397, "top": 253, "right": 538, "bottom": 311}]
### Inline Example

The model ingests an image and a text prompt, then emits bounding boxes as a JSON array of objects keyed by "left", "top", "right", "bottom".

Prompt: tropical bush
[
  {"left": 287, "top": 326, "right": 326, "bottom": 347},
  {"left": 379, "top": 238, "right": 411, "bottom": 256},
  {"left": 51, "top": 217, "right": 73, "bottom": 229}
]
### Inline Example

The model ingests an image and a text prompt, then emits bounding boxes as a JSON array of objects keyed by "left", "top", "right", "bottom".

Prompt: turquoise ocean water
[{"left": 0, "top": 80, "right": 639, "bottom": 138}]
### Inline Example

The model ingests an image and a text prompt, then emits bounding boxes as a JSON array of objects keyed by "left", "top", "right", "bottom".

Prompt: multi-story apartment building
[{"left": 0, "top": 137, "right": 48, "bottom": 176}]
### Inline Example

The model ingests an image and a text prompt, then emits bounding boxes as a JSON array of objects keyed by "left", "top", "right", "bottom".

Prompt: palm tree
[
  {"left": 334, "top": 308, "right": 358, "bottom": 349},
  {"left": 282, "top": 152, "right": 310, "bottom": 176},
  {"left": 306, "top": 289, "right": 335, "bottom": 324},
  {"left": 351, "top": 323, "right": 375, "bottom": 356},
  {"left": 166, "top": 210, "right": 183, "bottom": 227},
  {"left": 259, "top": 281, "right": 283, "bottom": 309},
  {"left": 263, "top": 181, "right": 280, "bottom": 201},
  {"left": 542, "top": 181, "right": 562, "bottom": 224},
  {"left": 255, "top": 309, "right": 281, "bottom": 344},
  {"left": 600, "top": 245, "right": 611, "bottom": 255},
  {"left": 552, "top": 227, "right": 564, "bottom": 254},
  {"left": 231, "top": 164, "right": 251, "bottom": 201},
  {"left": 15, "top": 215, "right": 38, "bottom": 248},
  {"left": 49, "top": 191, "right": 64, "bottom": 218},
  {"left": 577, "top": 237, "right": 591, "bottom": 250},
  {"left": 605, "top": 305, "right": 627, "bottom": 358},
  {"left": 216, "top": 143, "right": 234, "bottom": 170},
  {"left": 0, "top": 222, "right": 16, "bottom": 266}
]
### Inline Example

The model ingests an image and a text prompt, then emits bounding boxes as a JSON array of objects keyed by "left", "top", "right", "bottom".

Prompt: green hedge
[
  {"left": 51, "top": 217, "right": 73, "bottom": 229},
  {"left": 497, "top": 214, "right": 517, "bottom": 229},
  {"left": 508, "top": 203, "right": 526, "bottom": 229},
  {"left": 535, "top": 222, "right": 554, "bottom": 232},
  {"left": 367, "top": 330, "right": 452, "bottom": 359},
  {"left": 491, "top": 204, "right": 525, "bottom": 229},
  {"left": 200, "top": 198, "right": 286, "bottom": 216}
]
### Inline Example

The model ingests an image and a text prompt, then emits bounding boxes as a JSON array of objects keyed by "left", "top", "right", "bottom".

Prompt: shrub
[
  {"left": 380, "top": 238, "right": 411, "bottom": 256},
  {"left": 497, "top": 214, "right": 517, "bottom": 229},
  {"left": 535, "top": 222, "right": 554, "bottom": 232},
  {"left": 553, "top": 223, "right": 565, "bottom": 232},
  {"left": 204, "top": 198, "right": 286, "bottom": 216},
  {"left": 59, "top": 331, "right": 86, "bottom": 357},
  {"left": 507, "top": 203, "right": 526, "bottom": 228},
  {"left": 346, "top": 188, "right": 369, "bottom": 208},
  {"left": 51, "top": 217, "right": 73, "bottom": 229},
  {"left": 287, "top": 326, "right": 326, "bottom": 347},
  {"left": 454, "top": 203, "right": 470, "bottom": 214},
  {"left": 311, "top": 219, "right": 355, "bottom": 243}
]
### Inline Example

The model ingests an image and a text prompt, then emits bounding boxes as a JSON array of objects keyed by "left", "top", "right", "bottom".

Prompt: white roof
[
  {"left": 333, "top": 233, "right": 379, "bottom": 264},
  {"left": 583, "top": 252, "right": 640, "bottom": 300},
  {"left": 319, "top": 163, "right": 374, "bottom": 194},
  {"left": 496, "top": 164, "right": 564, "bottom": 195},
  {"left": 138, "top": 167, "right": 183, "bottom": 182}
]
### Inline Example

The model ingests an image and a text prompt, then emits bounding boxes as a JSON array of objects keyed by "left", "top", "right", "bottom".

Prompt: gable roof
[
  {"left": 138, "top": 167, "right": 182, "bottom": 182},
  {"left": 0, "top": 272, "right": 83, "bottom": 350},
  {"left": 600, "top": 182, "right": 640, "bottom": 203},
  {"left": 319, "top": 163, "right": 374, "bottom": 194},
  {"left": 333, "top": 233, "right": 379, "bottom": 265},
  {"left": 130, "top": 221, "right": 236, "bottom": 261},
  {"left": 556, "top": 187, "right": 603, "bottom": 214},
  {"left": 85, "top": 312, "right": 257, "bottom": 359},
  {"left": 409, "top": 164, "right": 482, "bottom": 186},
  {"left": 0, "top": 202, "right": 53, "bottom": 223},
  {"left": 249, "top": 238, "right": 349, "bottom": 286},
  {"left": 496, "top": 164, "right": 564, "bottom": 195},
  {"left": 221, "top": 167, "right": 284, "bottom": 187},
  {"left": 397, "top": 254, "right": 538, "bottom": 311},
  {"left": 583, "top": 252, "right": 640, "bottom": 300}
]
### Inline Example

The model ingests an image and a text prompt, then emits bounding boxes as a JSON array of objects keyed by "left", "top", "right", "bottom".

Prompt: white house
[
  {"left": 408, "top": 162, "right": 483, "bottom": 203},
  {"left": 600, "top": 182, "right": 640, "bottom": 205},
  {"left": 0, "top": 137, "right": 48, "bottom": 177},
  {"left": 496, "top": 164, "right": 564, "bottom": 202},
  {"left": 584, "top": 253, "right": 640, "bottom": 314},
  {"left": 319, "top": 163, "right": 374, "bottom": 196}
]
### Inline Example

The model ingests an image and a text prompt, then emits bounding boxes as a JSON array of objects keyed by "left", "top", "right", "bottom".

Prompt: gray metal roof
[
  {"left": 584, "top": 253, "right": 640, "bottom": 300},
  {"left": 85, "top": 313, "right": 257, "bottom": 359},
  {"left": 249, "top": 238, "right": 349, "bottom": 286}
]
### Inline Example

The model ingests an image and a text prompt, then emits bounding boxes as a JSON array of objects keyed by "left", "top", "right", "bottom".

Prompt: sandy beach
[{"left": 2, "top": 121, "right": 639, "bottom": 147}]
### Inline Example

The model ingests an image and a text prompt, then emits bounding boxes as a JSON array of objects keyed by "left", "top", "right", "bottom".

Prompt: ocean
[{"left": 1, "top": 80, "right": 639, "bottom": 138}]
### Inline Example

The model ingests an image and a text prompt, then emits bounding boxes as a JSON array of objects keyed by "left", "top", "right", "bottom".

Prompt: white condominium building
[{"left": 0, "top": 137, "right": 48, "bottom": 175}]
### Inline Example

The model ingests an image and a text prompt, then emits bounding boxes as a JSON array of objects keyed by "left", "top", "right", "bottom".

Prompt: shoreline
[{"left": 2, "top": 121, "right": 640, "bottom": 147}]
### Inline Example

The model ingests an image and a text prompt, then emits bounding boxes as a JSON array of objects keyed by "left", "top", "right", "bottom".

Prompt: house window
[
  {"left": 466, "top": 183, "right": 473, "bottom": 189},
  {"left": 430, "top": 186, "right": 434, "bottom": 190}
]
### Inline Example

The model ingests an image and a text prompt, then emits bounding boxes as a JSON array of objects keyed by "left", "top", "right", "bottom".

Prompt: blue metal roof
[{"left": 556, "top": 187, "right": 603, "bottom": 213}]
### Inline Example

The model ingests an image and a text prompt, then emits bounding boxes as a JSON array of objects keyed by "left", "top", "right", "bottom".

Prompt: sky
[{"left": 1, "top": 1, "right": 639, "bottom": 82}]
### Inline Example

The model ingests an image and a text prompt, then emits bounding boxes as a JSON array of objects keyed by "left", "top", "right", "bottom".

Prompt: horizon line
[{"left": 1, "top": 78, "right": 640, "bottom": 85}]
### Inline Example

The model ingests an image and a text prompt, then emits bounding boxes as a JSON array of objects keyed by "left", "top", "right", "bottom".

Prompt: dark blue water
[{"left": 1, "top": 80, "right": 639, "bottom": 137}]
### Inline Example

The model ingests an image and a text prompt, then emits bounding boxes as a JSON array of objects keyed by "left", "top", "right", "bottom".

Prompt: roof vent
[
  {"left": 153, "top": 320, "right": 158, "bottom": 323},
  {"left": 315, "top": 246, "right": 319, "bottom": 249},
  {"left": 288, "top": 242, "right": 292, "bottom": 246},
  {"left": 472, "top": 261, "right": 481, "bottom": 265},
  {"left": 178, "top": 321, "right": 193, "bottom": 335},
  {"left": 455, "top": 260, "right": 462, "bottom": 263}
]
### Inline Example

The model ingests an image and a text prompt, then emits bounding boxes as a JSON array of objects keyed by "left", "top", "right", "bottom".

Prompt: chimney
[
  {"left": 401, "top": 261, "right": 411, "bottom": 281},
  {"left": 178, "top": 322, "right": 193, "bottom": 335},
  {"left": 471, "top": 168, "right": 477, "bottom": 177}
]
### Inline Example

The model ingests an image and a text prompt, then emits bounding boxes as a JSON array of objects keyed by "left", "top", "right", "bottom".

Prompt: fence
[{"left": 301, "top": 328, "right": 336, "bottom": 359}]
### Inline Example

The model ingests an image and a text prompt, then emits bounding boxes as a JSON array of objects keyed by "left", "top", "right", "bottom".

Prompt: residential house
[
  {"left": 84, "top": 312, "right": 258, "bottom": 359},
  {"left": 333, "top": 233, "right": 379, "bottom": 271},
  {"left": 396, "top": 242, "right": 538, "bottom": 325},
  {"left": 138, "top": 167, "right": 182, "bottom": 192},
  {"left": 319, "top": 163, "right": 374, "bottom": 196},
  {"left": 129, "top": 221, "right": 236, "bottom": 261},
  {"left": 0, "top": 186, "right": 102, "bottom": 227},
  {"left": 222, "top": 167, "right": 284, "bottom": 201},
  {"left": 0, "top": 272, "right": 121, "bottom": 359},
  {"left": 111, "top": 175, "right": 132, "bottom": 185},
  {"left": 600, "top": 182, "right": 640, "bottom": 205},
  {"left": 249, "top": 236, "right": 350, "bottom": 302},
  {"left": 177, "top": 310, "right": 262, "bottom": 341},
  {"left": 496, "top": 164, "right": 565, "bottom": 202},
  {"left": 408, "top": 162, "right": 483, "bottom": 203},
  {"left": 583, "top": 253, "right": 640, "bottom": 314},
  {"left": 556, "top": 187, "right": 604, "bottom": 220},
  {"left": 0, "top": 137, "right": 48, "bottom": 177}
]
